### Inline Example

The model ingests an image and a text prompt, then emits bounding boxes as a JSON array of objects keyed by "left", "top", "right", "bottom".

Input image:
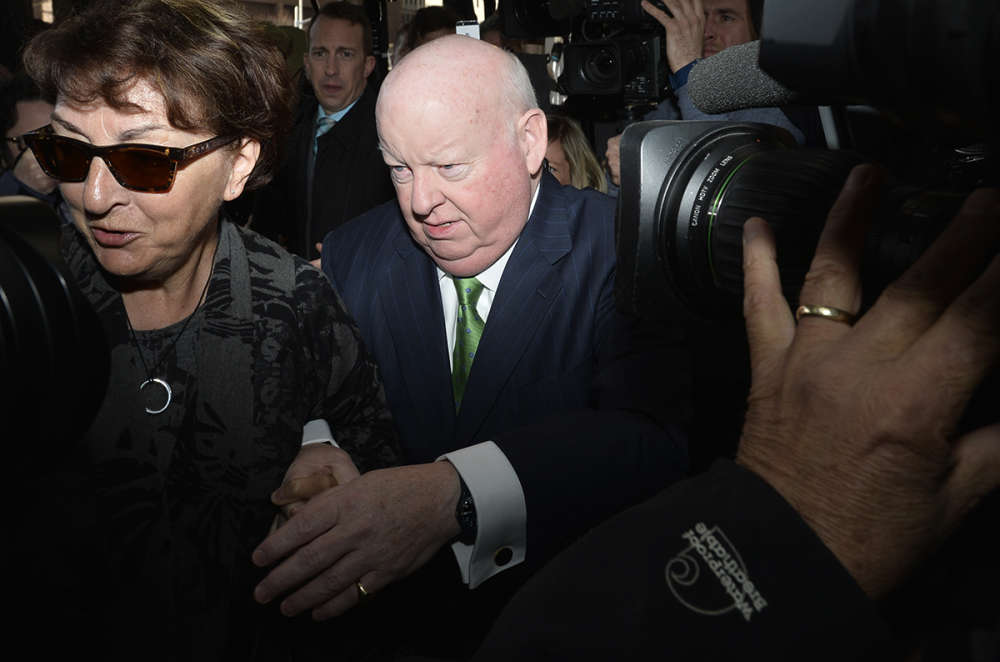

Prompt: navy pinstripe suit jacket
[{"left": 321, "top": 172, "right": 689, "bottom": 566}]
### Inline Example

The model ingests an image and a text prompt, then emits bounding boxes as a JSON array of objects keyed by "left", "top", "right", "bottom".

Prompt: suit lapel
[
  {"left": 381, "top": 230, "right": 458, "bottom": 454},
  {"left": 314, "top": 82, "right": 374, "bottom": 164},
  {"left": 455, "top": 176, "right": 572, "bottom": 442}
]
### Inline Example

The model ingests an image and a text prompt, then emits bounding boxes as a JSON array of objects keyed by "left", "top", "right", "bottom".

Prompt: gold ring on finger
[{"left": 795, "top": 304, "right": 857, "bottom": 326}]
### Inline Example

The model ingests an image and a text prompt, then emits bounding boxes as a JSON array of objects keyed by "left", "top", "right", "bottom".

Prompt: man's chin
[
  {"left": 317, "top": 93, "right": 346, "bottom": 112},
  {"left": 423, "top": 247, "right": 492, "bottom": 279}
]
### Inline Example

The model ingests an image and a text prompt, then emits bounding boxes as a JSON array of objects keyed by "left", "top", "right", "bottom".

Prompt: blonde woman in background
[{"left": 545, "top": 113, "right": 608, "bottom": 193}]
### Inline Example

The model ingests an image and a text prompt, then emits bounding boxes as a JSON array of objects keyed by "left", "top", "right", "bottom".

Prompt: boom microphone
[{"left": 686, "top": 40, "right": 802, "bottom": 114}]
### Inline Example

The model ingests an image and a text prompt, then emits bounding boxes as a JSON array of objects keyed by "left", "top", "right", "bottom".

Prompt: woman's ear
[{"left": 224, "top": 138, "right": 261, "bottom": 201}]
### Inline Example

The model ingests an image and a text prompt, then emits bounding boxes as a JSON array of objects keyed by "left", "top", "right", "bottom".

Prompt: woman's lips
[{"left": 91, "top": 227, "right": 140, "bottom": 248}]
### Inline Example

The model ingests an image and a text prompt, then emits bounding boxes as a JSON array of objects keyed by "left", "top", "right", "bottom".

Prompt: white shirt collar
[{"left": 317, "top": 95, "right": 360, "bottom": 124}]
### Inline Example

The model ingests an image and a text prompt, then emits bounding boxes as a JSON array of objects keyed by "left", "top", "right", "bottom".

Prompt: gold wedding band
[
  {"left": 795, "top": 304, "right": 857, "bottom": 326},
  {"left": 356, "top": 580, "right": 372, "bottom": 603}
]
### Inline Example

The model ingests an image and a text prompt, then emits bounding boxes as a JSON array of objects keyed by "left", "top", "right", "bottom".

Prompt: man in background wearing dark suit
[
  {"left": 252, "top": 34, "right": 689, "bottom": 657},
  {"left": 252, "top": 1, "right": 393, "bottom": 259}
]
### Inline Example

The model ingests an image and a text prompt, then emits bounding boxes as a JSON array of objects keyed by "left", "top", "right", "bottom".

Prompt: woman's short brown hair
[{"left": 23, "top": 0, "right": 291, "bottom": 191}]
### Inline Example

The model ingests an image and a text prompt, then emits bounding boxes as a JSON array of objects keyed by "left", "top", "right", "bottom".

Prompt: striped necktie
[{"left": 313, "top": 115, "right": 336, "bottom": 154}]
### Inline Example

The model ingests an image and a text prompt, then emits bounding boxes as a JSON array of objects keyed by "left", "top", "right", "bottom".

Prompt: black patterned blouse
[{"left": 61, "top": 218, "right": 401, "bottom": 660}]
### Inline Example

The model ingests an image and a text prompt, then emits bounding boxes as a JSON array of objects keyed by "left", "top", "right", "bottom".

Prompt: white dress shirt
[
  {"left": 303, "top": 183, "right": 541, "bottom": 588},
  {"left": 434, "top": 183, "right": 541, "bottom": 587},
  {"left": 435, "top": 240, "right": 528, "bottom": 587}
]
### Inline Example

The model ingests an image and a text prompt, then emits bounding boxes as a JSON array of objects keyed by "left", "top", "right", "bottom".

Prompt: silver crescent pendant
[{"left": 139, "top": 377, "right": 172, "bottom": 415}]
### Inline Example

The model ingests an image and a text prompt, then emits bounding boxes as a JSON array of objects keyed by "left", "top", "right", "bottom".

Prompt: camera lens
[
  {"left": 0, "top": 199, "right": 108, "bottom": 449},
  {"left": 635, "top": 123, "right": 961, "bottom": 321},
  {"left": 582, "top": 47, "right": 620, "bottom": 87}
]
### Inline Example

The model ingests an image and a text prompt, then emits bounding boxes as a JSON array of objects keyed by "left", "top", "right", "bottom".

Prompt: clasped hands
[{"left": 252, "top": 443, "right": 461, "bottom": 619}]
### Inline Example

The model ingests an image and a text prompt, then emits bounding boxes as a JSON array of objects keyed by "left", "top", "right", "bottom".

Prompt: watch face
[
  {"left": 455, "top": 480, "right": 477, "bottom": 544},
  {"left": 458, "top": 496, "right": 476, "bottom": 530}
]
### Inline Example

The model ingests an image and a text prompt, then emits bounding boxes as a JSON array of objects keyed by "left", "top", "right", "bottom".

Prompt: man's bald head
[
  {"left": 374, "top": 35, "right": 548, "bottom": 277},
  {"left": 378, "top": 35, "right": 537, "bottom": 137}
]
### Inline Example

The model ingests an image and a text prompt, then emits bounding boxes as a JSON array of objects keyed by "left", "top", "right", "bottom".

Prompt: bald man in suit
[{"left": 253, "top": 35, "right": 690, "bottom": 656}]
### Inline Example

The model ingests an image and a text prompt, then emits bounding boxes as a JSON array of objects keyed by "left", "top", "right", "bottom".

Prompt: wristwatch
[{"left": 454, "top": 475, "right": 478, "bottom": 545}]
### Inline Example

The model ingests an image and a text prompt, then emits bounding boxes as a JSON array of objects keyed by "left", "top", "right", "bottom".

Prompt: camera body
[
  {"left": 0, "top": 197, "right": 109, "bottom": 450},
  {"left": 580, "top": 0, "right": 668, "bottom": 25},
  {"left": 559, "top": 32, "right": 665, "bottom": 102},
  {"left": 558, "top": 1, "right": 670, "bottom": 107},
  {"left": 502, "top": 0, "right": 670, "bottom": 111},
  {"left": 615, "top": 0, "right": 997, "bottom": 323},
  {"left": 610, "top": 0, "right": 997, "bottom": 485}
]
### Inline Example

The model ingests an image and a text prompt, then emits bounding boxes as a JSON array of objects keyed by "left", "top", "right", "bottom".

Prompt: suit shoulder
[
  {"left": 287, "top": 95, "right": 319, "bottom": 141},
  {"left": 322, "top": 199, "right": 406, "bottom": 282},
  {"left": 334, "top": 83, "right": 379, "bottom": 131},
  {"left": 569, "top": 185, "right": 617, "bottom": 215},
  {"left": 561, "top": 185, "right": 618, "bottom": 242},
  {"left": 329, "top": 199, "right": 403, "bottom": 244}
]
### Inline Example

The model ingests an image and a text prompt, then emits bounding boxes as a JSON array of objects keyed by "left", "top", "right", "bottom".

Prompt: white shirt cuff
[
  {"left": 301, "top": 419, "right": 339, "bottom": 447},
  {"left": 439, "top": 441, "right": 527, "bottom": 589}
]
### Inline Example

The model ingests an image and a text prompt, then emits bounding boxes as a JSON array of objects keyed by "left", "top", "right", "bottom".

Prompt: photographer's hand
[
  {"left": 643, "top": 0, "right": 704, "bottom": 73},
  {"left": 737, "top": 165, "right": 1000, "bottom": 598}
]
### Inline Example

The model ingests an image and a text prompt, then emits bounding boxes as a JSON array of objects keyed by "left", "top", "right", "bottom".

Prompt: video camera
[
  {"left": 0, "top": 197, "right": 108, "bottom": 453},
  {"left": 503, "top": 0, "right": 671, "bottom": 113},
  {"left": 614, "top": 0, "right": 998, "bottom": 323}
]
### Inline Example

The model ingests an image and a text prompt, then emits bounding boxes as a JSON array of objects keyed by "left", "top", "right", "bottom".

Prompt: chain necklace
[{"left": 124, "top": 240, "right": 218, "bottom": 415}]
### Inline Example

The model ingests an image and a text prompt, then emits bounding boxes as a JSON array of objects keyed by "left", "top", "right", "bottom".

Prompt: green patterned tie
[{"left": 452, "top": 277, "right": 485, "bottom": 410}]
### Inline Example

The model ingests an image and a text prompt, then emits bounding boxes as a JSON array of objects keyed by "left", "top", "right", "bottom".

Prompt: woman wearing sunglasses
[{"left": 20, "top": 0, "right": 400, "bottom": 658}]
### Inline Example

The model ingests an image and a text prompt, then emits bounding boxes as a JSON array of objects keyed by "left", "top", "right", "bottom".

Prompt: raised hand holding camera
[{"left": 642, "top": 0, "right": 704, "bottom": 72}]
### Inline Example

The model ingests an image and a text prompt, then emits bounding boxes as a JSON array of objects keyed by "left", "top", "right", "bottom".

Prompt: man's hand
[
  {"left": 737, "top": 164, "right": 1000, "bottom": 598},
  {"left": 605, "top": 134, "right": 622, "bottom": 187},
  {"left": 643, "top": 0, "right": 705, "bottom": 73},
  {"left": 253, "top": 461, "right": 462, "bottom": 619},
  {"left": 12, "top": 148, "right": 58, "bottom": 195}
]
